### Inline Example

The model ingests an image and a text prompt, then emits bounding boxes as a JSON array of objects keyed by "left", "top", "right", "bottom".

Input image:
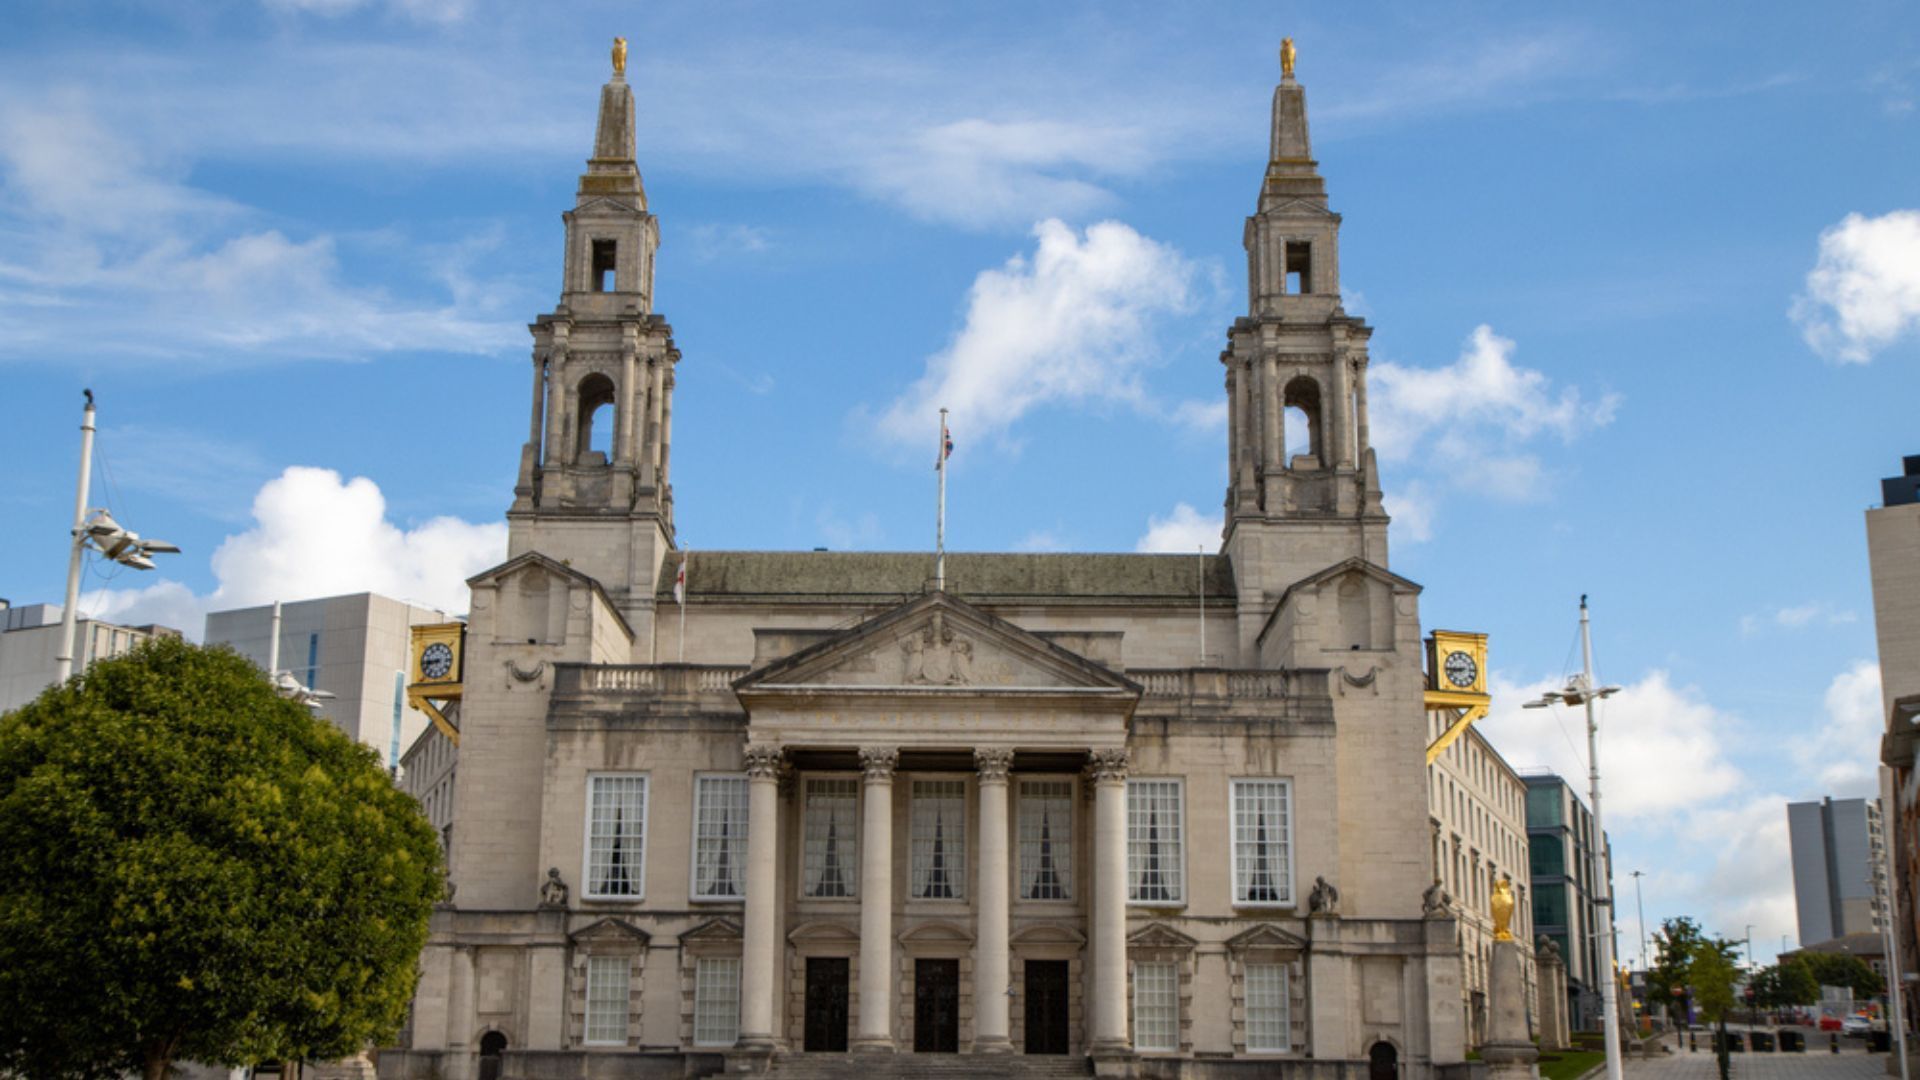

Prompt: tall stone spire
[
  {"left": 579, "top": 52, "right": 646, "bottom": 206},
  {"left": 1261, "top": 45, "right": 1325, "bottom": 209}
]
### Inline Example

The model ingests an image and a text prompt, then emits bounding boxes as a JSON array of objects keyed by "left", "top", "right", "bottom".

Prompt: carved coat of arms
[{"left": 901, "top": 612, "right": 973, "bottom": 685}]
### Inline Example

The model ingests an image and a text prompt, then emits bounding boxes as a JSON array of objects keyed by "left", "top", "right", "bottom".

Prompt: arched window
[
  {"left": 478, "top": 1031, "right": 507, "bottom": 1080},
  {"left": 575, "top": 373, "right": 617, "bottom": 465},
  {"left": 1282, "top": 375, "right": 1322, "bottom": 466}
]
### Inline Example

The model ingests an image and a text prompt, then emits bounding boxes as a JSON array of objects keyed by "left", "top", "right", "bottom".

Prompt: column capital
[
  {"left": 858, "top": 745, "right": 899, "bottom": 781},
  {"left": 974, "top": 747, "right": 1014, "bottom": 784},
  {"left": 743, "top": 742, "right": 785, "bottom": 780},
  {"left": 1086, "top": 747, "right": 1131, "bottom": 784}
]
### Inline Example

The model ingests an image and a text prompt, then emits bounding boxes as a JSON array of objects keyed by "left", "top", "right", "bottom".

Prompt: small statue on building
[
  {"left": 611, "top": 37, "right": 628, "bottom": 77},
  {"left": 1536, "top": 934, "right": 1560, "bottom": 960},
  {"left": 1280, "top": 37, "right": 1297, "bottom": 80},
  {"left": 1490, "top": 877, "right": 1515, "bottom": 941},
  {"left": 539, "top": 867, "right": 570, "bottom": 907},
  {"left": 1422, "top": 877, "right": 1451, "bottom": 917},
  {"left": 1308, "top": 875, "right": 1340, "bottom": 915}
]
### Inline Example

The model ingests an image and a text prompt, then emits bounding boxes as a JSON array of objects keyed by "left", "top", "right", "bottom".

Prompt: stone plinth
[
  {"left": 1482, "top": 938, "right": 1539, "bottom": 1079},
  {"left": 1536, "top": 937, "right": 1569, "bottom": 1051}
]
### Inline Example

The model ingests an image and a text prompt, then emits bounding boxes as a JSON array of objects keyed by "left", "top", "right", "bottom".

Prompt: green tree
[
  {"left": 1749, "top": 959, "right": 1820, "bottom": 1009},
  {"left": 1800, "top": 952, "right": 1885, "bottom": 1000},
  {"left": 1690, "top": 938, "right": 1742, "bottom": 1080},
  {"left": 1646, "top": 916, "right": 1709, "bottom": 1031},
  {"left": 0, "top": 637, "right": 444, "bottom": 1080}
]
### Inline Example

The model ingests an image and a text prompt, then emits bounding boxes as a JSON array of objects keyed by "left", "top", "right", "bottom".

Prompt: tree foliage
[
  {"left": 1799, "top": 951, "right": 1886, "bottom": 1000},
  {"left": 1646, "top": 916, "right": 1708, "bottom": 1021},
  {"left": 0, "top": 637, "right": 444, "bottom": 1080},
  {"left": 1750, "top": 959, "right": 1820, "bottom": 1009},
  {"left": 1689, "top": 939, "right": 1742, "bottom": 1024}
]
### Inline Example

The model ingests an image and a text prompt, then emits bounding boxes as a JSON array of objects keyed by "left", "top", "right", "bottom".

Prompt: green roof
[{"left": 659, "top": 551, "right": 1236, "bottom": 603}]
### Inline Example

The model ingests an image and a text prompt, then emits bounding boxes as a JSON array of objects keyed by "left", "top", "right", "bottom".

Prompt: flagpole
[{"left": 935, "top": 407, "right": 948, "bottom": 592}]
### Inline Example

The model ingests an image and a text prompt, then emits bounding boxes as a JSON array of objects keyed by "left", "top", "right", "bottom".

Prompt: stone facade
[
  {"left": 1426, "top": 723, "right": 1534, "bottom": 1046},
  {"left": 383, "top": 51, "right": 1470, "bottom": 1080}
]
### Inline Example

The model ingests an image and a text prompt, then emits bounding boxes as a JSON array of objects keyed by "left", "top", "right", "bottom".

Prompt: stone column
[
  {"left": 1088, "top": 748, "right": 1132, "bottom": 1058},
  {"left": 645, "top": 359, "right": 666, "bottom": 488},
  {"left": 543, "top": 337, "right": 569, "bottom": 468},
  {"left": 738, "top": 743, "right": 785, "bottom": 1053},
  {"left": 1354, "top": 363, "right": 1370, "bottom": 458},
  {"left": 974, "top": 748, "right": 1015, "bottom": 1053},
  {"left": 1260, "top": 355, "right": 1282, "bottom": 471},
  {"left": 855, "top": 746, "right": 899, "bottom": 1053},
  {"left": 527, "top": 354, "right": 546, "bottom": 452},
  {"left": 659, "top": 368, "right": 676, "bottom": 491},
  {"left": 1482, "top": 938, "right": 1540, "bottom": 1078},
  {"left": 617, "top": 337, "right": 638, "bottom": 466}
]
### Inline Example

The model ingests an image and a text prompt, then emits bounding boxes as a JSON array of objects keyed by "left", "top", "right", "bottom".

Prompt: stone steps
[{"left": 762, "top": 1053, "right": 1089, "bottom": 1079}]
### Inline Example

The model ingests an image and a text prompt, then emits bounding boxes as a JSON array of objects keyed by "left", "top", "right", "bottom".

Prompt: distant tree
[
  {"left": 1750, "top": 959, "right": 1820, "bottom": 1009},
  {"left": 1647, "top": 916, "right": 1709, "bottom": 1030},
  {"left": 0, "top": 637, "right": 445, "bottom": 1080},
  {"left": 1690, "top": 938, "right": 1743, "bottom": 1080},
  {"left": 1800, "top": 952, "right": 1885, "bottom": 1000}
]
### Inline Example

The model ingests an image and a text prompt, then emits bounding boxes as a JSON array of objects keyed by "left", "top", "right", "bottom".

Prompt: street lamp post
[
  {"left": 1526, "top": 595, "right": 1624, "bottom": 1080},
  {"left": 53, "top": 391, "right": 179, "bottom": 683},
  {"left": 1631, "top": 870, "right": 1649, "bottom": 972}
]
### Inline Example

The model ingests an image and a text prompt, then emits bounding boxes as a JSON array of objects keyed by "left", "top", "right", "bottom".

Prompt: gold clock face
[
  {"left": 420, "top": 642, "right": 454, "bottom": 680},
  {"left": 1444, "top": 650, "right": 1478, "bottom": 689}
]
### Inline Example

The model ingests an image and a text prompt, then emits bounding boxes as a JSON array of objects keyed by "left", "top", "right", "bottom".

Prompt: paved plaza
[{"left": 1624, "top": 1047, "right": 1892, "bottom": 1077}]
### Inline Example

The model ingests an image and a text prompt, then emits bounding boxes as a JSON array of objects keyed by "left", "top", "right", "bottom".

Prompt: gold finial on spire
[
  {"left": 1280, "top": 37, "right": 1296, "bottom": 80},
  {"left": 611, "top": 36, "right": 628, "bottom": 77}
]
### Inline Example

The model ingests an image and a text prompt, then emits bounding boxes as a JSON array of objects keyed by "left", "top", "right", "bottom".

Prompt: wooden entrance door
[
  {"left": 804, "top": 957, "right": 850, "bottom": 1052},
  {"left": 1023, "top": 960, "right": 1070, "bottom": 1054},
  {"left": 913, "top": 958, "right": 960, "bottom": 1052}
]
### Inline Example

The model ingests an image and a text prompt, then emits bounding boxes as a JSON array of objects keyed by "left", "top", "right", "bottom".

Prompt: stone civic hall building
[{"left": 385, "top": 45, "right": 1478, "bottom": 1080}]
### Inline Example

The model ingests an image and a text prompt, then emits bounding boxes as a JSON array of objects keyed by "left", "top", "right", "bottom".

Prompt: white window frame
[
  {"left": 1244, "top": 962, "right": 1290, "bottom": 1052},
  {"left": 1126, "top": 778, "right": 1187, "bottom": 906},
  {"left": 583, "top": 773, "right": 649, "bottom": 901},
  {"left": 1228, "top": 778, "right": 1295, "bottom": 907},
  {"left": 909, "top": 777, "right": 968, "bottom": 901},
  {"left": 801, "top": 775, "right": 861, "bottom": 900},
  {"left": 690, "top": 773, "right": 749, "bottom": 902},
  {"left": 584, "top": 954, "right": 630, "bottom": 1045},
  {"left": 1133, "top": 959, "right": 1180, "bottom": 1052},
  {"left": 1017, "top": 777, "right": 1075, "bottom": 901},
  {"left": 692, "top": 955, "right": 742, "bottom": 1047}
]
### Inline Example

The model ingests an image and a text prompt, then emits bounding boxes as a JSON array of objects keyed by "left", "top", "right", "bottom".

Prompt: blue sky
[{"left": 3, "top": 0, "right": 1919, "bottom": 965}]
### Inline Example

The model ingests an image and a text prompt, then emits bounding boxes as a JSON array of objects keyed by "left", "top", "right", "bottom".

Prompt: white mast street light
[
  {"left": 54, "top": 392, "right": 184, "bottom": 683},
  {"left": 1525, "top": 595, "right": 1623, "bottom": 1080},
  {"left": 1631, "top": 870, "right": 1649, "bottom": 973}
]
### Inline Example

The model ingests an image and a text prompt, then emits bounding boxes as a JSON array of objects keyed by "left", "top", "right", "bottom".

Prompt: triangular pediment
[
  {"left": 1128, "top": 922, "right": 1199, "bottom": 950},
  {"left": 678, "top": 918, "right": 742, "bottom": 945},
  {"left": 1225, "top": 923, "right": 1309, "bottom": 953},
  {"left": 1278, "top": 557, "right": 1420, "bottom": 605},
  {"left": 569, "top": 917, "right": 651, "bottom": 947},
  {"left": 734, "top": 592, "right": 1139, "bottom": 697}
]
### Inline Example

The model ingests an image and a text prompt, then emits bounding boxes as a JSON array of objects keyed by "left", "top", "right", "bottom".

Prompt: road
[{"left": 1623, "top": 1026, "right": 1895, "bottom": 1077}]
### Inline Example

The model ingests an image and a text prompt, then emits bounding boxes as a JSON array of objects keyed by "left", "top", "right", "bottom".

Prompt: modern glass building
[{"left": 1525, "top": 773, "right": 1612, "bottom": 1033}]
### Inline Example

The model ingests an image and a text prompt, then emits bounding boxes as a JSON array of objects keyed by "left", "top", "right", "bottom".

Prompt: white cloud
[
  {"left": 876, "top": 219, "right": 1199, "bottom": 445},
  {"left": 1135, "top": 503, "right": 1221, "bottom": 553},
  {"left": 262, "top": 0, "right": 471, "bottom": 23},
  {"left": 1793, "top": 210, "right": 1920, "bottom": 363},
  {"left": 1167, "top": 399, "right": 1228, "bottom": 434},
  {"left": 1681, "top": 793, "right": 1800, "bottom": 956},
  {"left": 1383, "top": 481, "right": 1436, "bottom": 544},
  {"left": 856, "top": 119, "right": 1148, "bottom": 227},
  {"left": 1810, "top": 660, "right": 1884, "bottom": 795},
  {"left": 1014, "top": 529, "right": 1071, "bottom": 553},
  {"left": 79, "top": 466, "right": 505, "bottom": 636},
  {"left": 685, "top": 223, "right": 773, "bottom": 263},
  {"left": 1738, "top": 601, "right": 1858, "bottom": 635},
  {"left": 0, "top": 97, "right": 522, "bottom": 367},
  {"left": 1479, "top": 669, "right": 1741, "bottom": 822}
]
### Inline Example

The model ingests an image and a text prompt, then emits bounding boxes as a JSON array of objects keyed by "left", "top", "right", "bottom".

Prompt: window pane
[
  {"left": 1019, "top": 780, "right": 1073, "bottom": 900},
  {"left": 1245, "top": 963, "right": 1289, "bottom": 1051},
  {"left": 1232, "top": 780, "right": 1291, "bottom": 904},
  {"left": 1127, "top": 780, "right": 1184, "bottom": 903},
  {"left": 694, "top": 776, "right": 749, "bottom": 899},
  {"left": 1134, "top": 961, "right": 1179, "bottom": 1051},
  {"left": 911, "top": 780, "right": 966, "bottom": 900},
  {"left": 694, "top": 956, "right": 742, "bottom": 1046},
  {"left": 588, "top": 776, "right": 647, "bottom": 898},
  {"left": 803, "top": 778, "right": 859, "bottom": 898},
  {"left": 585, "top": 955, "right": 629, "bottom": 1044}
]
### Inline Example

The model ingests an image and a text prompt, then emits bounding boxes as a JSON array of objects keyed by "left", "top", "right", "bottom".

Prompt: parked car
[
  {"left": 1819, "top": 1015, "right": 1844, "bottom": 1032},
  {"left": 1842, "top": 1015, "right": 1872, "bottom": 1037}
]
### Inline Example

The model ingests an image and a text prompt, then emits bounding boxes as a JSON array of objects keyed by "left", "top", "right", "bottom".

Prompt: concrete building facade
[
  {"left": 1426, "top": 721, "right": 1533, "bottom": 1047},
  {"left": 0, "top": 601, "right": 180, "bottom": 713},
  {"left": 1523, "top": 774, "right": 1611, "bottom": 1034},
  {"left": 1787, "top": 796, "right": 1879, "bottom": 947},
  {"left": 204, "top": 593, "right": 452, "bottom": 770},
  {"left": 1873, "top": 455, "right": 1920, "bottom": 1029},
  {"left": 385, "top": 49, "right": 1475, "bottom": 1080}
]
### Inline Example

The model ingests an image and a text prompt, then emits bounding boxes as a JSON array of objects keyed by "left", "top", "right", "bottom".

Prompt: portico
[{"left": 729, "top": 593, "right": 1139, "bottom": 1057}]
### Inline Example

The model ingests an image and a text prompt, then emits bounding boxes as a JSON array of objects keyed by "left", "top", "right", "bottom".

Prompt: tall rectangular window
[
  {"left": 304, "top": 631, "right": 320, "bottom": 689},
  {"left": 389, "top": 669, "right": 404, "bottom": 769},
  {"left": 911, "top": 779, "right": 966, "bottom": 900},
  {"left": 1244, "top": 963, "right": 1290, "bottom": 1051},
  {"left": 584, "top": 955, "right": 629, "bottom": 1044},
  {"left": 693, "top": 775, "right": 749, "bottom": 900},
  {"left": 586, "top": 775, "right": 648, "bottom": 899},
  {"left": 1127, "top": 780, "right": 1185, "bottom": 904},
  {"left": 802, "top": 778, "right": 859, "bottom": 898},
  {"left": 1231, "top": 779, "right": 1292, "bottom": 905},
  {"left": 1133, "top": 961, "right": 1179, "bottom": 1051},
  {"left": 693, "top": 956, "right": 742, "bottom": 1046},
  {"left": 1018, "top": 780, "right": 1073, "bottom": 900}
]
